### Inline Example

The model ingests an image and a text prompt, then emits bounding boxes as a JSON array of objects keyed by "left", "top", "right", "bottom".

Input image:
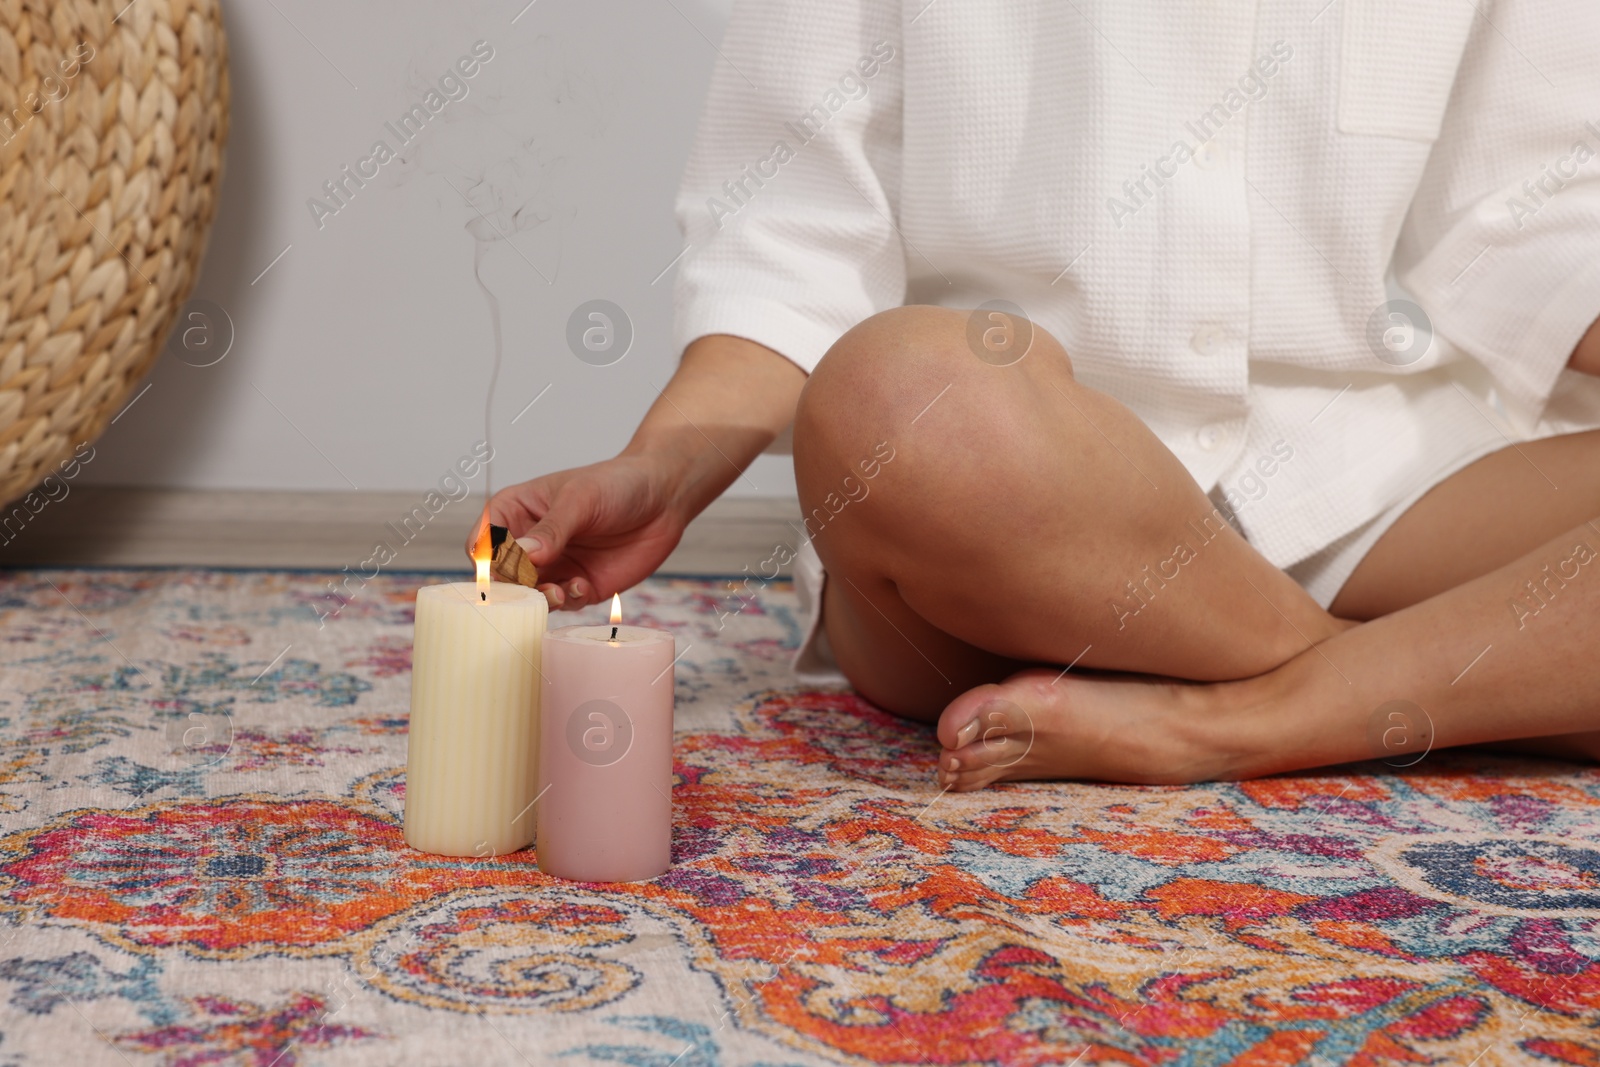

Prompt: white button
[
  {"left": 1197, "top": 423, "right": 1227, "bottom": 451},
  {"left": 1194, "top": 140, "right": 1226, "bottom": 171},
  {"left": 1189, "top": 325, "right": 1230, "bottom": 357}
]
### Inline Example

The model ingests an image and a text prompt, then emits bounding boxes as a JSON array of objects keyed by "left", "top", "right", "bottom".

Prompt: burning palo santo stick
[{"left": 483, "top": 524, "right": 540, "bottom": 588}]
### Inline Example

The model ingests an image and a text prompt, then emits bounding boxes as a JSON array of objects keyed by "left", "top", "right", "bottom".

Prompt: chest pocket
[{"left": 1338, "top": 0, "right": 1477, "bottom": 142}]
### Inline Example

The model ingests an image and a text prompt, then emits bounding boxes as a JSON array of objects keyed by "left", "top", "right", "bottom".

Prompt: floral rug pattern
[{"left": 0, "top": 569, "right": 1596, "bottom": 1065}]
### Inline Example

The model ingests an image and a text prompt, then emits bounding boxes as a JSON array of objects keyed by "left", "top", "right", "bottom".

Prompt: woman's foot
[
  {"left": 933, "top": 667, "right": 1240, "bottom": 789},
  {"left": 932, "top": 663, "right": 1600, "bottom": 793}
]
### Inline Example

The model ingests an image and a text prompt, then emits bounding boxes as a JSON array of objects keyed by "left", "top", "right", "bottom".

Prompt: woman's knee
[{"left": 794, "top": 304, "right": 1071, "bottom": 481}]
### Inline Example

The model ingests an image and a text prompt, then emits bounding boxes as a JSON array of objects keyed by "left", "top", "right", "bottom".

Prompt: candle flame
[
  {"left": 610, "top": 593, "right": 622, "bottom": 625},
  {"left": 474, "top": 524, "right": 492, "bottom": 602}
]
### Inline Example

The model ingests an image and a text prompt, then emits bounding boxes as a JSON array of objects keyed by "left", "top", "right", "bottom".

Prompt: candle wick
[
  {"left": 481, "top": 591, "right": 487, "bottom": 602},
  {"left": 610, "top": 625, "right": 618, "bottom": 640}
]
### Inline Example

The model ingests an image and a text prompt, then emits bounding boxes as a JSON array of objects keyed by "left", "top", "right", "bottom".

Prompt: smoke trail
[
  {"left": 474, "top": 237, "right": 503, "bottom": 520},
  {"left": 375, "top": 32, "right": 602, "bottom": 525},
  {"left": 458, "top": 161, "right": 570, "bottom": 530}
]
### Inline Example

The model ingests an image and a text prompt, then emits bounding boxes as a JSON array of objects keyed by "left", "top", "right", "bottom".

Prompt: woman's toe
[
  {"left": 962, "top": 732, "right": 1031, "bottom": 774},
  {"left": 947, "top": 761, "right": 1007, "bottom": 792},
  {"left": 937, "top": 689, "right": 1018, "bottom": 751}
]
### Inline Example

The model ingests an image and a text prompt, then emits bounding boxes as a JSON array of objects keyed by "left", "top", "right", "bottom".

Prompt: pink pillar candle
[{"left": 537, "top": 622, "right": 675, "bottom": 881}]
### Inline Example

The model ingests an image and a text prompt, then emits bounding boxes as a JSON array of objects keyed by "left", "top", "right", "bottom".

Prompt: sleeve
[
  {"left": 1394, "top": 0, "right": 1600, "bottom": 421},
  {"left": 671, "top": 0, "right": 906, "bottom": 375}
]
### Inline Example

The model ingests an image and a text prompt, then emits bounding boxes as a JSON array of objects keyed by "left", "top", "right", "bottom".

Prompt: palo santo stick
[{"left": 488, "top": 524, "right": 540, "bottom": 588}]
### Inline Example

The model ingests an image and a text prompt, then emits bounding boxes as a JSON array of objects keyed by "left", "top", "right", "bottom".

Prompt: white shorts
[{"left": 787, "top": 435, "right": 1511, "bottom": 688}]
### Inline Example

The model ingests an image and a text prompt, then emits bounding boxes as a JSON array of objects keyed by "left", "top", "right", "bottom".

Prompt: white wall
[{"left": 85, "top": 0, "right": 797, "bottom": 499}]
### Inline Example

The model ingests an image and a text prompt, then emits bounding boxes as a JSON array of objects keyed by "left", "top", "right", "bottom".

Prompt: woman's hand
[
  {"left": 467, "top": 454, "right": 688, "bottom": 611},
  {"left": 462, "top": 334, "right": 808, "bottom": 611}
]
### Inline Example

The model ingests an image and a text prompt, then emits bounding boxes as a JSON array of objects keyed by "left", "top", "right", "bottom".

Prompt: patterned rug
[{"left": 0, "top": 569, "right": 1596, "bottom": 1066}]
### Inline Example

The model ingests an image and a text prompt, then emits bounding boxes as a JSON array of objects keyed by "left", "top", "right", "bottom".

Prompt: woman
[{"left": 479, "top": 1, "right": 1600, "bottom": 787}]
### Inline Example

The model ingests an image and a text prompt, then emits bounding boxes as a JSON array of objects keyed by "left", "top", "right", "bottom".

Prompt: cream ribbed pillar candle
[{"left": 405, "top": 582, "right": 546, "bottom": 856}]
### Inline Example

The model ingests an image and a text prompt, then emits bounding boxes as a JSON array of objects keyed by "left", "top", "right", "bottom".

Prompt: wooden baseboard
[{"left": 0, "top": 488, "right": 804, "bottom": 576}]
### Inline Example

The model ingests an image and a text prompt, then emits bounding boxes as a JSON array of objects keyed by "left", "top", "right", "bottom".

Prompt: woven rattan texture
[{"left": 0, "top": 0, "right": 228, "bottom": 506}]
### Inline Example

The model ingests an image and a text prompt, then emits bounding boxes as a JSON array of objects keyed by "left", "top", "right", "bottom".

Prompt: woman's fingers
[
  {"left": 456, "top": 458, "right": 671, "bottom": 607},
  {"left": 463, "top": 487, "right": 544, "bottom": 561},
  {"left": 516, "top": 484, "right": 593, "bottom": 568},
  {"left": 536, "top": 579, "right": 598, "bottom": 611}
]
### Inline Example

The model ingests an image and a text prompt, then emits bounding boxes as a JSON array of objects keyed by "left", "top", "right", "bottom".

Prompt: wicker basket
[{"left": 0, "top": 0, "right": 228, "bottom": 507}]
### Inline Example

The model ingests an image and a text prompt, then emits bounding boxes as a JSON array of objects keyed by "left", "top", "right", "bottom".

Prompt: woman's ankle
[{"left": 1174, "top": 663, "right": 1309, "bottom": 781}]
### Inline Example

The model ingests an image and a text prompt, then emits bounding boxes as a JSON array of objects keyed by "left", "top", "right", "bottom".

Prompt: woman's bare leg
[
  {"left": 794, "top": 306, "right": 1600, "bottom": 786},
  {"left": 1332, "top": 429, "right": 1600, "bottom": 620},
  {"left": 792, "top": 305, "right": 1341, "bottom": 720},
  {"left": 938, "top": 438, "right": 1600, "bottom": 787},
  {"left": 1331, "top": 428, "right": 1600, "bottom": 763}
]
